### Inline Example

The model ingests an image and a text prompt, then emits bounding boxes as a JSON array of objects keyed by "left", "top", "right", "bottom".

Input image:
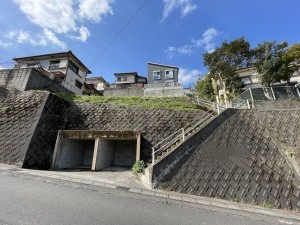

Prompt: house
[
  {"left": 85, "top": 76, "right": 110, "bottom": 91},
  {"left": 237, "top": 66, "right": 300, "bottom": 89},
  {"left": 112, "top": 72, "right": 147, "bottom": 89},
  {"left": 13, "top": 51, "right": 91, "bottom": 94},
  {"left": 236, "top": 67, "right": 261, "bottom": 89},
  {"left": 147, "top": 62, "right": 179, "bottom": 86}
]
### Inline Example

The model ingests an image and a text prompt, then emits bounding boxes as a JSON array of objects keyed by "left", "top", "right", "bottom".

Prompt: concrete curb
[{"left": 1, "top": 164, "right": 299, "bottom": 222}]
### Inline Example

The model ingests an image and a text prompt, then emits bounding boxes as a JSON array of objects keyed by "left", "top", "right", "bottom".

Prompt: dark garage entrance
[{"left": 52, "top": 130, "right": 141, "bottom": 171}]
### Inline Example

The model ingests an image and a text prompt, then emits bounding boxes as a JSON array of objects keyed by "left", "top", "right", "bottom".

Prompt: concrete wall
[
  {"left": 103, "top": 86, "right": 184, "bottom": 97},
  {"left": 96, "top": 139, "right": 115, "bottom": 170},
  {"left": 113, "top": 140, "right": 136, "bottom": 166},
  {"left": 144, "top": 86, "right": 184, "bottom": 97},
  {"left": 254, "top": 100, "right": 300, "bottom": 110},
  {"left": 103, "top": 88, "right": 144, "bottom": 97},
  {"left": 147, "top": 64, "right": 179, "bottom": 84},
  {"left": 55, "top": 139, "right": 94, "bottom": 169},
  {"left": 155, "top": 109, "right": 300, "bottom": 210},
  {"left": 152, "top": 109, "right": 236, "bottom": 185},
  {"left": 25, "top": 69, "right": 72, "bottom": 93},
  {"left": 0, "top": 68, "right": 31, "bottom": 90}
]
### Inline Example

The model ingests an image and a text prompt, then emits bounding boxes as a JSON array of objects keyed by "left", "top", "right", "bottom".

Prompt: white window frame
[
  {"left": 153, "top": 70, "right": 161, "bottom": 80},
  {"left": 165, "top": 70, "right": 174, "bottom": 79}
]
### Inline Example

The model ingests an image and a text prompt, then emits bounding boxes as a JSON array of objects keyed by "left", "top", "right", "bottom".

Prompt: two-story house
[
  {"left": 113, "top": 72, "right": 147, "bottom": 89},
  {"left": 147, "top": 62, "right": 179, "bottom": 86},
  {"left": 85, "top": 76, "right": 110, "bottom": 91},
  {"left": 13, "top": 51, "right": 91, "bottom": 94}
]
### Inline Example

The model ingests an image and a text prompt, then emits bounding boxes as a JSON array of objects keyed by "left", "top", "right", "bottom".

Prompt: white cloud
[
  {"left": 43, "top": 29, "right": 67, "bottom": 50},
  {"left": 181, "top": 2, "right": 197, "bottom": 17},
  {"left": 0, "top": 40, "right": 13, "bottom": 48},
  {"left": 161, "top": 0, "right": 197, "bottom": 22},
  {"left": 165, "top": 28, "right": 220, "bottom": 59},
  {"left": 4, "top": 0, "right": 114, "bottom": 49},
  {"left": 69, "top": 26, "right": 91, "bottom": 42},
  {"left": 15, "top": 0, "right": 77, "bottom": 34},
  {"left": 7, "top": 30, "right": 47, "bottom": 46},
  {"left": 1, "top": 29, "right": 67, "bottom": 50},
  {"left": 179, "top": 68, "right": 201, "bottom": 87},
  {"left": 78, "top": 0, "right": 114, "bottom": 22},
  {"left": 192, "top": 28, "right": 219, "bottom": 53}
]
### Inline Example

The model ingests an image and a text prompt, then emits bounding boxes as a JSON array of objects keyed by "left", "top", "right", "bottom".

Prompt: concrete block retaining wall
[{"left": 156, "top": 109, "right": 300, "bottom": 210}]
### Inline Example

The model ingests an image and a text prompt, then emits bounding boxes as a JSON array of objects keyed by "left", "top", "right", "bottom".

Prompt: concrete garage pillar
[
  {"left": 93, "top": 139, "right": 115, "bottom": 171},
  {"left": 52, "top": 130, "right": 142, "bottom": 171}
]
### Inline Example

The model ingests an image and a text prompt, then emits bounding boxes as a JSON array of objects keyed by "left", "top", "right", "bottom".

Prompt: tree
[
  {"left": 252, "top": 41, "right": 288, "bottom": 86},
  {"left": 195, "top": 73, "right": 215, "bottom": 101},
  {"left": 282, "top": 43, "right": 300, "bottom": 80},
  {"left": 203, "top": 37, "right": 251, "bottom": 93}
]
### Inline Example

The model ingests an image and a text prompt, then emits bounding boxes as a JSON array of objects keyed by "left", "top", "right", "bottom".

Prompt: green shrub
[{"left": 132, "top": 160, "right": 145, "bottom": 174}]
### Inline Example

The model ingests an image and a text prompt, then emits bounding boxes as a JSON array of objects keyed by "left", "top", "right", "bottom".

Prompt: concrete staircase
[{"left": 151, "top": 111, "right": 216, "bottom": 165}]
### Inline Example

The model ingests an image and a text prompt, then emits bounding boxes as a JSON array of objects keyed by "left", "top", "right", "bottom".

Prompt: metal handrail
[
  {"left": 152, "top": 128, "right": 184, "bottom": 166},
  {"left": 151, "top": 109, "right": 218, "bottom": 166}
]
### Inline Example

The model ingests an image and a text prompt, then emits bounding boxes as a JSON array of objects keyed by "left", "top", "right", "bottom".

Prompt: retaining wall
[{"left": 156, "top": 109, "right": 300, "bottom": 210}]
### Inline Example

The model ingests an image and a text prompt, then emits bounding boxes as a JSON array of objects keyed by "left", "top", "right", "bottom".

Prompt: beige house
[
  {"left": 85, "top": 76, "right": 110, "bottom": 91},
  {"left": 13, "top": 51, "right": 91, "bottom": 94},
  {"left": 113, "top": 72, "right": 147, "bottom": 89},
  {"left": 236, "top": 67, "right": 261, "bottom": 88}
]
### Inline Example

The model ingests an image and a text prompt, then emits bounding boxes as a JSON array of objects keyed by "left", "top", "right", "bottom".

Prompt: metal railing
[
  {"left": 230, "top": 86, "right": 300, "bottom": 108},
  {"left": 152, "top": 128, "right": 185, "bottom": 165},
  {"left": 151, "top": 109, "right": 217, "bottom": 166}
]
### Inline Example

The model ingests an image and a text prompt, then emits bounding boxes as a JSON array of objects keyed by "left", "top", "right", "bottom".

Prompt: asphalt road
[{"left": 0, "top": 171, "right": 296, "bottom": 225}]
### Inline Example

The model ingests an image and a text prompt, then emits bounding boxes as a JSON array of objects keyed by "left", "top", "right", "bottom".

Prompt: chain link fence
[{"left": 231, "top": 86, "right": 300, "bottom": 109}]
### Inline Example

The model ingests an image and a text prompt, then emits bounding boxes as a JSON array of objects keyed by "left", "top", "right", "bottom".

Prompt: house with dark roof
[
  {"left": 112, "top": 72, "right": 147, "bottom": 89},
  {"left": 13, "top": 51, "right": 91, "bottom": 94}
]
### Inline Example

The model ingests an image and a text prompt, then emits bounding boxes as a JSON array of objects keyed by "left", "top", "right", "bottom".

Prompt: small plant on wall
[{"left": 132, "top": 160, "right": 145, "bottom": 175}]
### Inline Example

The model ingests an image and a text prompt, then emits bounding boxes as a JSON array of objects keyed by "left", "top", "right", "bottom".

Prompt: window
[
  {"left": 153, "top": 71, "right": 161, "bottom": 80},
  {"left": 49, "top": 60, "right": 60, "bottom": 70},
  {"left": 75, "top": 80, "right": 83, "bottom": 89},
  {"left": 117, "top": 77, "right": 127, "bottom": 82},
  {"left": 68, "top": 61, "right": 79, "bottom": 74},
  {"left": 165, "top": 70, "right": 174, "bottom": 79}
]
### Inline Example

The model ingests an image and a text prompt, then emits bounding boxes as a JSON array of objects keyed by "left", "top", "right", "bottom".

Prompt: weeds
[{"left": 56, "top": 93, "right": 200, "bottom": 111}]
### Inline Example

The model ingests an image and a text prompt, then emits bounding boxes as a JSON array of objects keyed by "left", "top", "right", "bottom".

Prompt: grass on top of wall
[{"left": 56, "top": 92, "right": 202, "bottom": 111}]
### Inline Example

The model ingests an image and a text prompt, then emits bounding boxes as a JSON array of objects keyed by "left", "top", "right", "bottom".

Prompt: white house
[{"left": 13, "top": 51, "right": 91, "bottom": 94}]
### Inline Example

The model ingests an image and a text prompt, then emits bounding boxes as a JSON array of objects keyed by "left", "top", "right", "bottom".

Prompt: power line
[{"left": 89, "top": 0, "right": 150, "bottom": 67}]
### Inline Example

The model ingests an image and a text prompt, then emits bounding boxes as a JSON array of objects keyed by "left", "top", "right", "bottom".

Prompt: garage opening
[
  {"left": 55, "top": 139, "right": 95, "bottom": 170},
  {"left": 96, "top": 139, "right": 136, "bottom": 170},
  {"left": 52, "top": 130, "right": 141, "bottom": 171}
]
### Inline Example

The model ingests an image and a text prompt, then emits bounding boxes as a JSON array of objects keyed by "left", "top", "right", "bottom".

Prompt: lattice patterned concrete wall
[
  {"left": 156, "top": 110, "right": 300, "bottom": 210},
  {"left": 0, "top": 91, "right": 48, "bottom": 166},
  {"left": 65, "top": 103, "right": 207, "bottom": 161},
  {"left": 22, "top": 94, "right": 69, "bottom": 169},
  {"left": 0, "top": 91, "right": 207, "bottom": 167}
]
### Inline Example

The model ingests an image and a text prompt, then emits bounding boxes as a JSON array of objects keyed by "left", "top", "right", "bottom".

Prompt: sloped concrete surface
[{"left": 156, "top": 110, "right": 300, "bottom": 210}]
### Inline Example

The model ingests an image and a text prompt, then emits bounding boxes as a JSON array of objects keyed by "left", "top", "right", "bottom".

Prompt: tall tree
[
  {"left": 203, "top": 37, "right": 251, "bottom": 92},
  {"left": 282, "top": 43, "right": 300, "bottom": 81},
  {"left": 252, "top": 41, "right": 288, "bottom": 86},
  {"left": 195, "top": 73, "right": 215, "bottom": 101}
]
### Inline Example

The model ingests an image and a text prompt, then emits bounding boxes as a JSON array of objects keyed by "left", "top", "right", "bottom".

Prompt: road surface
[{"left": 0, "top": 170, "right": 297, "bottom": 225}]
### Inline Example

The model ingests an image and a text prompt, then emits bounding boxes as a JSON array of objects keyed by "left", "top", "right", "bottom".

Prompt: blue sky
[{"left": 0, "top": 0, "right": 299, "bottom": 87}]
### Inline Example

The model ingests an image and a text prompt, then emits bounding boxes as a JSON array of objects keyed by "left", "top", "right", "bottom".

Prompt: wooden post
[
  {"left": 91, "top": 138, "right": 99, "bottom": 171},
  {"left": 136, "top": 133, "right": 141, "bottom": 161}
]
